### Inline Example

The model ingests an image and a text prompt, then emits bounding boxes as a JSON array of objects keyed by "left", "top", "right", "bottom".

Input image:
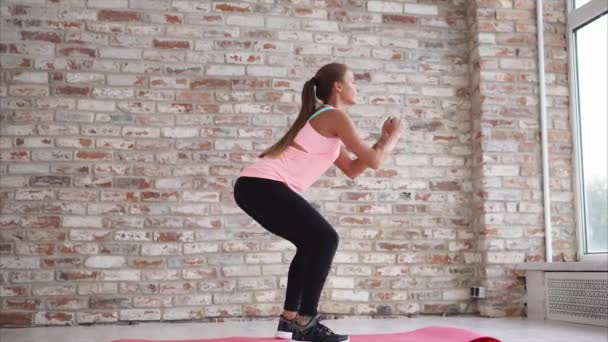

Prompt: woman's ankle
[
  {"left": 281, "top": 310, "right": 297, "bottom": 320},
  {"left": 295, "top": 314, "right": 313, "bottom": 326}
]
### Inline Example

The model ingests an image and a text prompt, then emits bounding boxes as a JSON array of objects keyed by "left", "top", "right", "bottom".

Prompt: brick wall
[
  {"left": 0, "top": 0, "right": 575, "bottom": 327},
  {"left": 467, "top": 0, "right": 576, "bottom": 317}
]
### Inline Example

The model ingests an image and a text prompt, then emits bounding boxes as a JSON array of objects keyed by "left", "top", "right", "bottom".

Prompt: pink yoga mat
[{"left": 113, "top": 326, "right": 501, "bottom": 342}]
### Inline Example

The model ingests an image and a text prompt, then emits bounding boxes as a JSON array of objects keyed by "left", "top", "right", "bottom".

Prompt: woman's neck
[{"left": 326, "top": 99, "right": 344, "bottom": 110}]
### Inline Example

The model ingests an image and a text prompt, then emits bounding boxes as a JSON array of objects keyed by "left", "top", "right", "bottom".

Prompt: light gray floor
[{"left": 1, "top": 316, "right": 607, "bottom": 342}]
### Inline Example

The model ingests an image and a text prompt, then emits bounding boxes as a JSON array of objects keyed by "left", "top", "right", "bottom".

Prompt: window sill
[{"left": 516, "top": 261, "right": 608, "bottom": 272}]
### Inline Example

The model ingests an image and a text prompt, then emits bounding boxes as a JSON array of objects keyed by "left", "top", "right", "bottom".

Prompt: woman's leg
[
  {"left": 233, "top": 177, "right": 338, "bottom": 317},
  {"left": 296, "top": 225, "right": 339, "bottom": 317},
  {"left": 284, "top": 248, "right": 307, "bottom": 312}
]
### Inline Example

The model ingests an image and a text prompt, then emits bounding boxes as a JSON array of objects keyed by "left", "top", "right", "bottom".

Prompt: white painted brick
[
  {"left": 78, "top": 100, "right": 116, "bottom": 112},
  {"left": 85, "top": 256, "right": 126, "bottom": 268},
  {"left": 66, "top": 72, "right": 105, "bottom": 84},
  {"left": 403, "top": 4, "right": 438, "bottom": 15},
  {"left": 302, "top": 20, "right": 339, "bottom": 32},
  {"left": 487, "top": 252, "right": 525, "bottom": 264},
  {"left": 222, "top": 266, "right": 261, "bottom": 277},
  {"left": 0, "top": 257, "right": 40, "bottom": 269},
  {"left": 277, "top": 31, "right": 312, "bottom": 41},
  {"left": 88, "top": 0, "right": 128, "bottom": 8},
  {"left": 246, "top": 66, "right": 287, "bottom": 77},
  {"left": 129, "top": 0, "right": 169, "bottom": 10},
  {"left": 206, "top": 65, "right": 245, "bottom": 76},
  {"left": 368, "top": 1, "right": 402, "bottom": 13},
  {"left": 120, "top": 309, "right": 160, "bottom": 321},
  {"left": 9, "top": 164, "right": 50, "bottom": 174},
  {"left": 99, "top": 47, "right": 142, "bottom": 60},
  {"left": 266, "top": 18, "right": 300, "bottom": 30},
  {"left": 12, "top": 72, "right": 48, "bottom": 84},
  {"left": 161, "top": 127, "right": 199, "bottom": 138},
  {"left": 332, "top": 290, "right": 370, "bottom": 301},
  {"left": 226, "top": 15, "right": 264, "bottom": 27}
]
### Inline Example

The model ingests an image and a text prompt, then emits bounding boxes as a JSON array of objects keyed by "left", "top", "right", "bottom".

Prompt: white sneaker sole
[{"left": 276, "top": 330, "right": 293, "bottom": 339}]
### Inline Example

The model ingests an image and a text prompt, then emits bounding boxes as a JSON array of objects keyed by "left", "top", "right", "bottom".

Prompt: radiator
[{"left": 545, "top": 272, "right": 608, "bottom": 326}]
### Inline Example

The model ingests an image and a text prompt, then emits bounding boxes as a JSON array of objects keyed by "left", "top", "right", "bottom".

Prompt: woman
[{"left": 233, "top": 63, "right": 403, "bottom": 342}]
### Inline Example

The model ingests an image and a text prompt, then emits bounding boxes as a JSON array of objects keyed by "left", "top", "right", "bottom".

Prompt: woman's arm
[
  {"left": 334, "top": 145, "right": 369, "bottom": 179},
  {"left": 328, "top": 109, "right": 402, "bottom": 170},
  {"left": 333, "top": 120, "right": 403, "bottom": 179}
]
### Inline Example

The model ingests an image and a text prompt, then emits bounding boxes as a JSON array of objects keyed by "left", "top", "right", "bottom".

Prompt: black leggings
[{"left": 233, "top": 176, "right": 339, "bottom": 316}]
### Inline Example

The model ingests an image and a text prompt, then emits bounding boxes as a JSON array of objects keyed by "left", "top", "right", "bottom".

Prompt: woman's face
[{"left": 336, "top": 70, "right": 357, "bottom": 105}]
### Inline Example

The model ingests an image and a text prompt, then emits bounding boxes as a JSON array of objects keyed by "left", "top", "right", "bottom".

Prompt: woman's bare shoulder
[{"left": 309, "top": 108, "right": 348, "bottom": 137}]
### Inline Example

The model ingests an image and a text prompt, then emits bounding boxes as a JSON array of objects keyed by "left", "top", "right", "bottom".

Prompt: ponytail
[
  {"left": 258, "top": 63, "right": 348, "bottom": 158},
  {"left": 259, "top": 79, "right": 318, "bottom": 158}
]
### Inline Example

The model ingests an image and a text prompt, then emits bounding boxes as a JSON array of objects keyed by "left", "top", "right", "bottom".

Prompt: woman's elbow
[
  {"left": 367, "top": 157, "right": 381, "bottom": 170},
  {"left": 344, "top": 166, "right": 362, "bottom": 179}
]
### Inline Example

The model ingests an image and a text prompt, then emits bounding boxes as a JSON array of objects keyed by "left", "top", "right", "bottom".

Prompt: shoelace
[{"left": 313, "top": 318, "right": 336, "bottom": 336}]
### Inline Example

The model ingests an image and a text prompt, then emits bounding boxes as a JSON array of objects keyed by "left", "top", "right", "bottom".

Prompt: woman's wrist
[{"left": 373, "top": 134, "right": 388, "bottom": 150}]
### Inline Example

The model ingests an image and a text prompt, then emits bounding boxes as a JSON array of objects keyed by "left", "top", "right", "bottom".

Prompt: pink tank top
[{"left": 239, "top": 106, "right": 341, "bottom": 193}]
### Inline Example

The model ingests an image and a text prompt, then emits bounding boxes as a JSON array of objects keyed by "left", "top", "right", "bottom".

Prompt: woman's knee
[
  {"left": 324, "top": 228, "right": 339, "bottom": 252},
  {"left": 301, "top": 225, "right": 339, "bottom": 253}
]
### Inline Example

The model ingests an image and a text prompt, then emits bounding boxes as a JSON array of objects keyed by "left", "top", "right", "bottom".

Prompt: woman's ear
[{"left": 333, "top": 81, "right": 342, "bottom": 93}]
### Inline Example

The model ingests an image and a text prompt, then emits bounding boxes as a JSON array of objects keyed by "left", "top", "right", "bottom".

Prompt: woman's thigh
[{"left": 234, "top": 177, "right": 335, "bottom": 246}]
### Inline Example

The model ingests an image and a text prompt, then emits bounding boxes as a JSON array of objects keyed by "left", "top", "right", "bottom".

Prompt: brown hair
[{"left": 259, "top": 63, "right": 349, "bottom": 158}]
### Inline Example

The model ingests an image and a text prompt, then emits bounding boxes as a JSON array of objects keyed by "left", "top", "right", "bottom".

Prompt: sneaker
[
  {"left": 276, "top": 314, "right": 297, "bottom": 339},
  {"left": 291, "top": 315, "right": 349, "bottom": 342}
]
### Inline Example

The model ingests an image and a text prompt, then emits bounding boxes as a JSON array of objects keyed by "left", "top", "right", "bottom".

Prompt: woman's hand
[{"left": 382, "top": 116, "right": 404, "bottom": 138}]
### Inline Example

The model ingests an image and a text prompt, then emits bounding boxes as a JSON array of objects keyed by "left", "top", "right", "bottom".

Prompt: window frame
[{"left": 566, "top": 0, "right": 608, "bottom": 262}]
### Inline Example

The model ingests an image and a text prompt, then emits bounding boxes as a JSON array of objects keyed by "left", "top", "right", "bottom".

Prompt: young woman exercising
[{"left": 233, "top": 63, "right": 403, "bottom": 342}]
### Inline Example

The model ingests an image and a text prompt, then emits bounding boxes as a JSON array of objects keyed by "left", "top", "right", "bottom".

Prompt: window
[
  {"left": 567, "top": 0, "right": 608, "bottom": 261},
  {"left": 575, "top": 0, "right": 593, "bottom": 9}
]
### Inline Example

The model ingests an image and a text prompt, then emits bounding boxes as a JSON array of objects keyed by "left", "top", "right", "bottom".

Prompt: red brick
[
  {"left": 114, "top": 177, "right": 153, "bottom": 189},
  {"left": 21, "top": 31, "right": 62, "bottom": 43},
  {"left": 55, "top": 86, "right": 90, "bottom": 97},
  {"left": 383, "top": 15, "right": 417, "bottom": 24},
  {"left": 42, "top": 258, "right": 82, "bottom": 268},
  {"left": 0, "top": 286, "right": 29, "bottom": 296},
  {"left": 156, "top": 231, "right": 185, "bottom": 242},
  {"left": 0, "top": 312, "right": 32, "bottom": 326},
  {"left": 214, "top": 3, "right": 251, "bottom": 12},
  {"left": 91, "top": 297, "right": 131, "bottom": 309},
  {"left": 75, "top": 151, "right": 112, "bottom": 160},
  {"left": 190, "top": 78, "right": 230, "bottom": 89},
  {"left": 142, "top": 191, "right": 179, "bottom": 201},
  {"left": 190, "top": 104, "right": 218, "bottom": 115},
  {"left": 546, "top": 61, "right": 567, "bottom": 73},
  {"left": 496, "top": 9, "right": 534, "bottom": 21},
  {"left": 12, "top": 5, "right": 30, "bottom": 15},
  {"left": 2, "top": 151, "right": 30, "bottom": 161},
  {"left": 30, "top": 176, "right": 71, "bottom": 187},
  {"left": 40, "top": 312, "right": 73, "bottom": 323},
  {"left": 164, "top": 15, "right": 182, "bottom": 24},
  {"left": 58, "top": 46, "right": 97, "bottom": 58},
  {"left": 5, "top": 299, "right": 41, "bottom": 310},
  {"left": 215, "top": 40, "right": 253, "bottom": 49},
  {"left": 47, "top": 20, "right": 82, "bottom": 30},
  {"left": 231, "top": 79, "right": 271, "bottom": 89},
  {"left": 430, "top": 181, "right": 461, "bottom": 191},
  {"left": 153, "top": 39, "right": 190, "bottom": 49},
  {"left": 98, "top": 10, "right": 142, "bottom": 22},
  {"left": 130, "top": 259, "right": 163, "bottom": 268},
  {"left": 57, "top": 271, "right": 99, "bottom": 281}
]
